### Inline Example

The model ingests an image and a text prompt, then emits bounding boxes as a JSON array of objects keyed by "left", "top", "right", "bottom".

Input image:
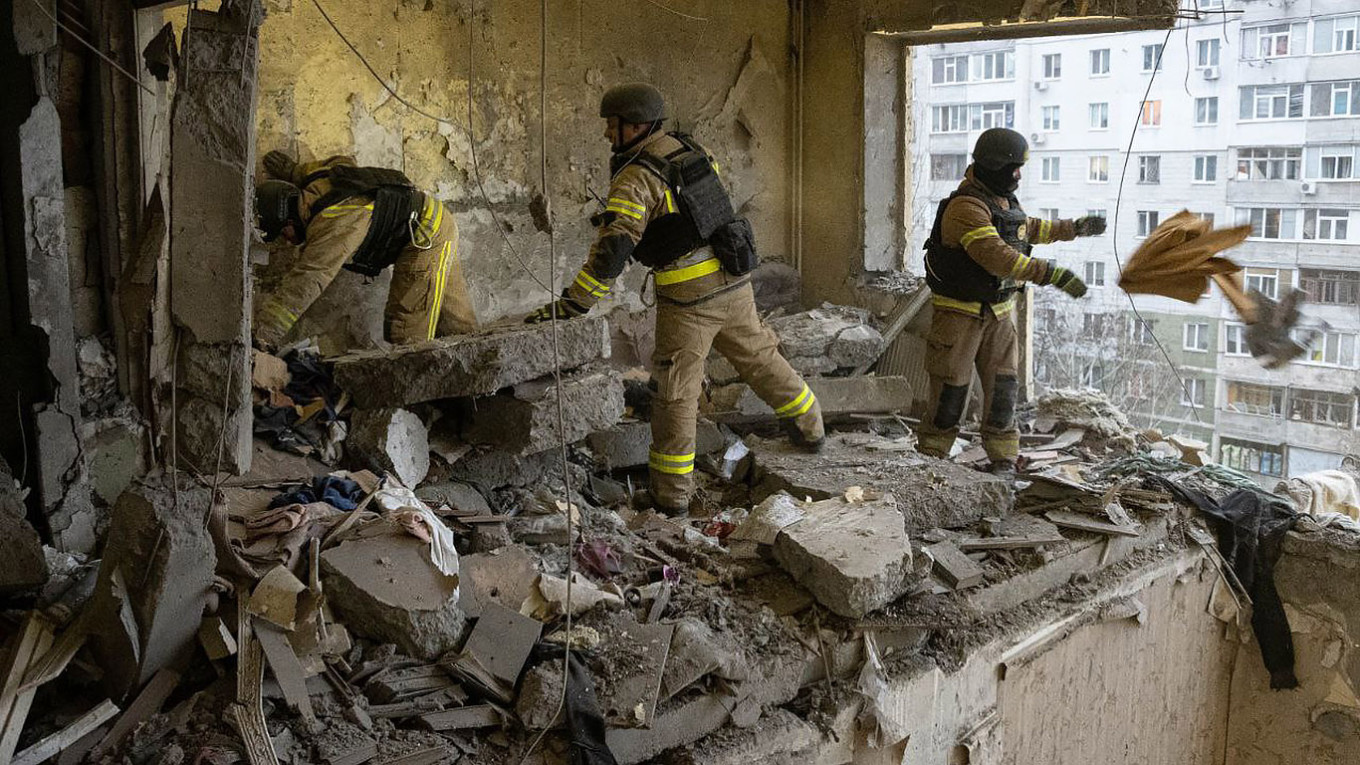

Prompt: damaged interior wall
[{"left": 250, "top": 0, "right": 793, "bottom": 346}]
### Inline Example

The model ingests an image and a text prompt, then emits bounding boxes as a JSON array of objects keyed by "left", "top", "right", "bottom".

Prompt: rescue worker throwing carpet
[
  {"left": 253, "top": 153, "right": 477, "bottom": 350},
  {"left": 527, "top": 83, "right": 823, "bottom": 516},
  {"left": 917, "top": 127, "right": 1105, "bottom": 480}
]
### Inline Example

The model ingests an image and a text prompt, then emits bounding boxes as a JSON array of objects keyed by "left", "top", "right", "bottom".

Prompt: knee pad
[
  {"left": 933, "top": 384, "right": 970, "bottom": 430},
  {"left": 987, "top": 374, "right": 1019, "bottom": 430}
]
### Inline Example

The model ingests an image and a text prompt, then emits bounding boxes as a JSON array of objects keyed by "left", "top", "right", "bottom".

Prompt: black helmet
[
  {"left": 256, "top": 179, "right": 301, "bottom": 242},
  {"left": 599, "top": 83, "right": 666, "bottom": 125},
  {"left": 972, "top": 128, "right": 1029, "bottom": 170}
]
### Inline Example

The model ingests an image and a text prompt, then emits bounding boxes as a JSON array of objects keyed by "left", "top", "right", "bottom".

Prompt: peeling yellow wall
[{"left": 252, "top": 0, "right": 791, "bottom": 330}]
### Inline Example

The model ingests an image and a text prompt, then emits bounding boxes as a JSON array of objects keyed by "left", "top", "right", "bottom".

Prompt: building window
[
  {"left": 1315, "top": 14, "right": 1360, "bottom": 54},
  {"left": 1195, "top": 211, "right": 1217, "bottom": 226},
  {"left": 1081, "top": 362, "right": 1104, "bottom": 388},
  {"left": 932, "top": 55, "right": 970, "bottom": 84},
  {"left": 1089, "top": 102, "right": 1110, "bottom": 130},
  {"left": 1086, "top": 208, "right": 1107, "bottom": 220},
  {"left": 1240, "top": 208, "right": 1298, "bottom": 240},
  {"left": 1303, "top": 209, "right": 1351, "bottom": 241},
  {"left": 1042, "top": 105, "right": 1061, "bottom": 131},
  {"left": 1084, "top": 261, "right": 1106, "bottom": 286},
  {"left": 1041, "top": 53, "right": 1062, "bottom": 79},
  {"left": 1289, "top": 389, "right": 1356, "bottom": 428},
  {"left": 1311, "top": 81, "right": 1360, "bottom": 118},
  {"left": 1138, "top": 155, "right": 1161, "bottom": 183},
  {"left": 1088, "top": 155, "right": 1109, "bottom": 182},
  {"left": 930, "top": 153, "right": 969, "bottom": 181},
  {"left": 1194, "top": 155, "right": 1218, "bottom": 182},
  {"left": 1183, "top": 322, "right": 1210, "bottom": 352},
  {"left": 1140, "top": 100, "right": 1162, "bottom": 126},
  {"left": 1244, "top": 268, "right": 1281, "bottom": 299},
  {"left": 1132, "top": 318, "right": 1155, "bottom": 345},
  {"left": 1225, "top": 324, "right": 1249, "bottom": 356},
  {"left": 1236, "top": 147, "right": 1302, "bottom": 180},
  {"left": 1226, "top": 382, "right": 1285, "bottom": 417},
  {"left": 1137, "top": 210, "right": 1160, "bottom": 237},
  {"left": 1181, "top": 378, "right": 1207, "bottom": 408},
  {"left": 1239, "top": 84, "right": 1305, "bottom": 120},
  {"left": 972, "top": 51, "right": 1015, "bottom": 81},
  {"left": 1041, "top": 157, "right": 1060, "bottom": 182},
  {"left": 1038, "top": 207, "right": 1060, "bottom": 220},
  {"left": 974, "top": 102, "right": 1014, "bottom": 130},
  {"left": 1196, "top": 38, "right": 1220, "bottom": 68},
  {"left": 1221, "top": 438, "right": 1285, "bottom": 477},
  {"left": 1082, "top": 312, "right": 1107, "bottom": 336},
  {"left": 1299, "top": 269, "right": 1360, "bottom": 306},
  {"left": 1319, "top": 148, "right": 1356, "bottom": 179},
  {"left": 1242, "top": 23, "right": 1300, "bottom": 59},
  {"left": 1090, "top": 48, "right": 1110, "bottom": 76},
  {"left": 1142, "top": 44, "right": 1164, "bottom": 72},
  {"left": 1302, "top": 330, "right": 1358, "bottom": 367},
  {"left": 930, "top": 102, "right": 1015, "bottom": 133},
  {"left": 1195, "top": 97, "right": 1219, "bottom": 126}
]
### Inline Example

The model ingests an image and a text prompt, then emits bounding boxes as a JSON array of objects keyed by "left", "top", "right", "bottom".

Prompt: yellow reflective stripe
[
  {"left": 574, "top": 276, "right": 608, "bottom": 298},
  {"left": 608, "top": 197, "right": 645, "bottom": 213},
  {"left": 1009, "top": 255, "right": 1034, "bottom": 278},
  {"left": 932, "top": 295, "right": 983, "bottom": 315},
  {"left": 648, "top": 450, "right": 695, "bottom": 475},
  {"left": 606, "top": 198, "right": 646, "bottom": 219},
  {"left": 1037, "top": 219, "right": 1053, "bottom": 243},
  {"left": 775, "top": 385, "right": 814, "bottom": 417},
  {"left": 606, "top": 204, "right": 644, "bottom": 220},
  {"left": 654, "top": 258, "right": 721, "bottom": 286},
  {"left": 649, "top": 462, "right": 694, "bottom": 475},
  {"left": 427, "top": 240, "right": 452, "bottom": 341},
  {"left": 711, "top": 161, "right": 721, "bottom": 176},
  {"left": 992, "top": 298, "right": 1017, "bottom": 317},
  {"left": 576, "top": 270, "right": 610, "bottom": 294},
  {"left": 320, "top": 203, "right": 374, "bottom": 217},
  {"left": 959, "top": 226, "right": 999, "bottom": 247},
  {"left": 423, "top": 196, "right": 445, "bottom": 236},
  {"left": 649, "top": 450, "right": 695, "bottom": 464},
  {"left": 664, "top": 189, "right": 677, "bottom": 214}
]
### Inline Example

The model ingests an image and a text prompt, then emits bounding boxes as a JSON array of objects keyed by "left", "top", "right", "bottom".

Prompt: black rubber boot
[{"left": 782, "top": 420, "right": 825, "bottom": 454}]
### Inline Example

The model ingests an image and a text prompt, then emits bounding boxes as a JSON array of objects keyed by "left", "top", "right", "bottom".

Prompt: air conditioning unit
[
  {"left": 1202, "top": 66, "right": 1221, "bottom": 80},
  {"left": 1301, "top": 181, "right": 1318, "bottom": 195},
  {"left": 1034, "top": 81, "right": 1048, "bottom": 91},
  {"left": 1030, "top": 133, "right": 1046, "bottom": 145}
]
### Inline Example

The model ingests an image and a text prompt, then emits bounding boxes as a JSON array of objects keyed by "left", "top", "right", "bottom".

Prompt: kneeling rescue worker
[
  {"left": 917, "top": 127, "right": 1105, "bottom": 480},
  {"left": 253, "top": 153, "right": 477, "bottom": 349},
  {"left": 527, "top": 83, "right": 824, "bottom": 516}
]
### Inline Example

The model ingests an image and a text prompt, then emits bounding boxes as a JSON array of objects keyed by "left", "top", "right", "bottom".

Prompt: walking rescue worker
[
  {"left": 252, "top": 152, "right": 477, "bottom": 350},
  {"left": 526, "top": 83, "right": 823, "bottom": 516},
  {"left": 917, "top": 127, "right": 1105, "bottom": 479}
]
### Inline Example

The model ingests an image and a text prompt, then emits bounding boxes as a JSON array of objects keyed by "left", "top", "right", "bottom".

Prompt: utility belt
[{"left": 310, "top": 165, "right": 426, "bottom": 278}]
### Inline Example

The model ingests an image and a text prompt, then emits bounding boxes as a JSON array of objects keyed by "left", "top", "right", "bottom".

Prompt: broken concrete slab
[
  {"left": 347, "top": 408, "right": 430, "bottom": 489},
  {"left": 773, "top": 494, "right": 913, "bottom": 618},
  {"left": 461, "top": 368, "right": 624, "bottom": 455},
  {"left": 446, "top": 447, "right": 558, "bottom": 489},
  {"left": 925, "top": 541, "right": 984, "bottom": 590},
  {"left": 459, "top": 545, "right": 538, "bottom": 619},
  {"left": 515, "top": 661, "right": 564, "bottom": 729},
  {"left": 661, "top": 618, "right": 748, "bottom": 700},
  {"left": 767, "top": 305, "right": 884, "bottom": 372},
  {"left": 591, "top": 611, "right": 674, "bottom": 729},
  {"left": 0, "top": 461, "right": 49, "bottom": 594},
  {"left": 88, "top": 479, "right": 216, "bottom": 699},
  {"left": 321, "top": 534, "right": 466, "bottom": 661},
  {"left": 707, "top": 375, "right": 912, "bottom": 423},
  {"left": 586, "top": 419, "right": 725, "bottom": 470},
  {"left": 751, "top": 434, "right": 1012, "bottom": 534},
  {"left": 331, "top": 318, "right": 610, "bottom": 408},
  {"left": 446, "top": 602, "right": 541, "bottom": 703},
  {"left": 415, "top": 482, "right": 490, "bottom": 516}
]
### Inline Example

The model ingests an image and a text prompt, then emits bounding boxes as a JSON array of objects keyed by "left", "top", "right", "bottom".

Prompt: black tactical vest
[
  {"left": 308, "top": 165, "right": 421, "bottom": 278},
  {"left": 924, "top": 187, "right": 1031, "bottom": 305}
]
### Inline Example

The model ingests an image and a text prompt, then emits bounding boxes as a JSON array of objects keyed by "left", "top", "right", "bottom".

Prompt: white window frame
[
  {"left": 1195, "top": 96, "right": 1218, "bottom": 126},
  {"left": 1245, "top": 268, "right": 1281, "bottom": 299},
  {"left": 1183, "top": 322, "right": 1210, "bottom": 352},
  {"left": 1299, "top": 269, "right": 1360, "bottom": 307},
  {"left": 1314, "top": 14, "right": 1359, "bottom": 55},
  {"left": 1090, "top": 48, "right": 1110, "bottom": 77},
  {"left": 1088, "top": 155, "right": 1109, "bottom": 183},
  {"left": 1042, "top": 53, "right": 1062, "bottom": 80},
  {"left": 1038, "top": 207, "right": 1060, "bottom": 221},
  {"left": 1089, "top": 102, "right": 1110, "bottom": 130},
  {"left": 1140, "top": 100, "right": 1162, "bottom": 127},
  {"left": 1086, "top": 208, "right": 1107, "bottom": 220},
  {"left": 1137, "top": 210, "right": 1160, "bottom": 238},
  {"left": 1194, "top": 155, "right": 1218, "bottom": 183},
  {"left": 1304, "top": 209, "right": 1351, "bottom": 242},
  {"left": 1314, "top": 81, "right": 1360, "bottom": 118},
  {"left": 1084, "top": 260, "right": 1106, "bottom": 287},
  {"left": 1300, "top": 330, "right": 1358, "bottom": 368},
  {"left": 1041, "top": 157, "right": 1061, "bottom": 183},
  {"left": 972, "top": 51, "right": 1015, "bottom": 82},
  {"left": 1132, "top": 318, "right": 1155, "bottom": 345},
  {"left": 1042, "top": 105, "right": 1061, "bottom": 131},
  {"left": 1138, "top": 155, "right": 1161, "bottom": 184},
  {"left": 1240, "top": 84, "right": 1304, "bottom": 121},
  {"left": 1243, "top": 23, "right": 1297, "bottom": 60},
  {"left": 1180, "top": 378, "right": 1207, "bottom": 408},
  {"left": 1196, "top": 38, "right": 1220, "bottom": 68},
  {"left": 1225, "top": 324, "right": 1249, "bottom": 356},
  {"left": 1319, "top": 148, "right": 1356, "bottom": 180},
  {"left": 1240, "top": 209, "right": 1298, "bottom": 241},
  {"left": 1235, "top": 147, "right": 1303, "bottom": 181},
  {"left": 930, "top": 153, "right": 969, "bottom": 181},
  {"left": 931, "top": 105, "right": 969, "bottom": 134},
  {"left": 932, "top": 55, "right": 970, "bottom": 85},
  {"left": 1142, "top": 44, "right": 1164, "bottom": 72}
]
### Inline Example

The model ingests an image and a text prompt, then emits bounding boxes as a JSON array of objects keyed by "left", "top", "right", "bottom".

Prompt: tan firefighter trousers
[
  {"left": 916, "top": 307, "right": 1021, "bottom": 463},
  {"left": 257, "top": 195, "right": 476, "bottom": 347},
  {"left": 649, "top": 283, "right": 824, "bottom": 509}
]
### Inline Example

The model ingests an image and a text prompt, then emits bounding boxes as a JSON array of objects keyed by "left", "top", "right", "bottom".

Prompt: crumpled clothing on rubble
[
  {"left": 1153, "top": 476, "right": 1299, "bottom": 689},
  {"left": 374, "top": 485, "right": 460, "bottom": 577},
  {"left": 253, "top": 348, "right": 347, "bottom": 460},
  {"left": 269, "top": 476, "right": 364, "bottom": 511},
  {"left": 246, "top": 502, "right": 340, "bottom": 541},
  {"left": 1275, "top": 470, "right": 1360, "bottom": 523}
]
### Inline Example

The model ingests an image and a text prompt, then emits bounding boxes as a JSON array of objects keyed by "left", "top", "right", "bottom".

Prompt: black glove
[
  {"left": 264, "top": 150, "right": 297, "bottom": 181},
  {"left": 525, "top": 296, "right": 589, "bottom": 324},
  {"left": 1050, "top": 267, "right": 1088, "bottom": 299},
  {"left": 1073, "top": 215, "right": 1107, "bottom": 237}
]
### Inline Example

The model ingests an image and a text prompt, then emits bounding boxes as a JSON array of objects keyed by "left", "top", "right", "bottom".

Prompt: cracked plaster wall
[{"left": 253, "top": 0, "right": 792, "bottom": 342}]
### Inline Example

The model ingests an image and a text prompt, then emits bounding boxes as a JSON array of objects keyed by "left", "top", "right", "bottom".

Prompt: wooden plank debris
[
  {"left": 0, "top": 614, "right": 56, "bottom": 763},
  {"left": 255, "top": 621, "right": 318, "bottom": 727},
  {"left": 11, "top": 699, "right": 119, "bottom": 765},
  {"left": 365, "top": 666, "right": 459, "bottom": 704},
  {"left": 320, "top": 740, "right": 378, "bottom": 765},
  {"left": 957, "top": 535, "right": 1064, "bottom": 551},
  {"left": 230, "top": 593, "right": 281, "bottom": 765},
  {"left": 1045, "top": 510, "right": 1141, "bottom": 537},
  {"left": 20, "top": 626, "right": 86, "bottom": 691},
  {"left": 925, "top": 541, "right": 985, "bottom": 589},
  {"left": 415, "top": 704, "right": 501, "bottom": 731},
  {"left": 92, "top": 668, "right": 180, "bottom": 759}
]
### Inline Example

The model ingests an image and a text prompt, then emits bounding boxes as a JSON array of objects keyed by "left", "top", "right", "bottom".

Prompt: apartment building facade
[{"left": 909, "top": 0, "right": 1360, "bottom": 483}]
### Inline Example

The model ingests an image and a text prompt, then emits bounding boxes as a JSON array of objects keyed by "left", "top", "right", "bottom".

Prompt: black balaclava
[{"left": 975, "top": 162, "right": 1022, "bottom": 196}]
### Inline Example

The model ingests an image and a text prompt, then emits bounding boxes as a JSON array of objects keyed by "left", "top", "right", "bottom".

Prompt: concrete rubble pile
[{"left": 5, "top": 315, "right": 1360, "bottom": 765}]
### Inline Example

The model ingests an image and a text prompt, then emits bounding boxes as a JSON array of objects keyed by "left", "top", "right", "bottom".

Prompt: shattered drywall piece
[
  {"left": 462, "top": 368, "right": 624, "bottom": 455},
  {"left": 773, "top": 494, "right": 913, "bottom": 618},
  {"left": 331, "top": 318, "right": 610, "bottom": 408}
]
